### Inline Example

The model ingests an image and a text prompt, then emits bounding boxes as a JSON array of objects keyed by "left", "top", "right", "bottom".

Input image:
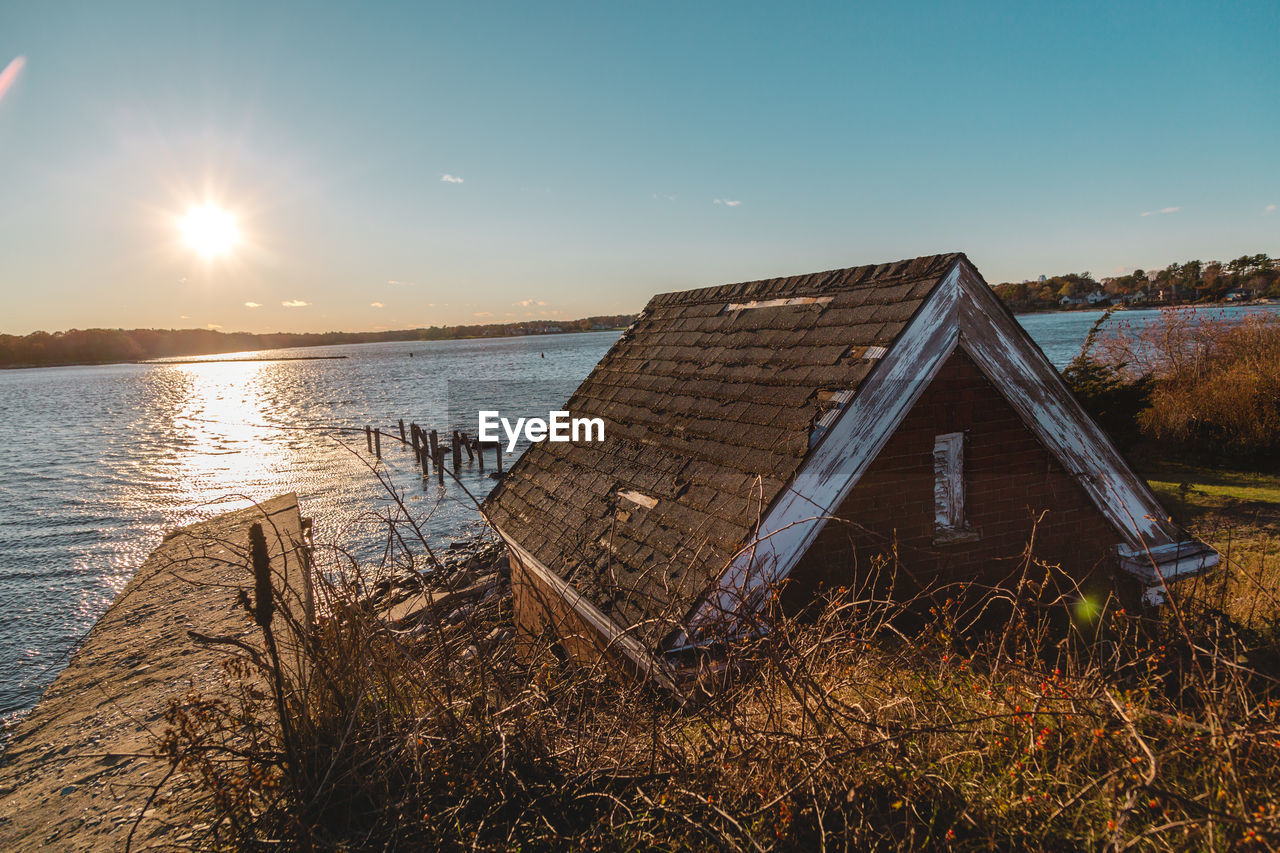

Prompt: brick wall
[{"left": 786, "top": 349, "right": 1124, "bottom": 601}]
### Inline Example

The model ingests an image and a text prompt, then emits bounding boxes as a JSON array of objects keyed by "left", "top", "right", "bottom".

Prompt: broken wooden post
[
  {"left": 374, "top": 428, "right": 382, "bottom": 459},
  {"left": 365, "top": 426, "right": 373, "bottom": 454},
  {"left": 461, "top": 431, "right": 475, "bottom": 461},
  {"left": 476, "top": 438, "right": 484, "bottom": 471},
  {"left": 398, "top": 419, "right": 406, "bottom": 444},
  {"left": 429, "top": 429, "right": 439, "bottom": 462},
  {"left": 452, "top": 430, "right": 463, "bottom": 470},
  {"left": 410, "top": 423, "right": 421, "bottom": 462},
  {"left": 435, "top": 445, "right": 445, "bottom": 485},
  {"left": 495, "top": 442, "right": 503, "bottom": 473}
]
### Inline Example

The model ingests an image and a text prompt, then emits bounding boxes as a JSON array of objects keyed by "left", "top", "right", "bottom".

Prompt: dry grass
[{"left": 153, "top": 491, "right": 1280, "bottom": 851}]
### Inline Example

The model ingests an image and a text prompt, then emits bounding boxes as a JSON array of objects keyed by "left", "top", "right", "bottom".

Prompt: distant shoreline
[
  {"left": 148, "top": 355, "right": 349, "bottom": 364},
  {"left": 0, "top": 324, "right": 632, "bottom": 372},
  {"left": 1011, "top": 298, "right": 1278, "bottom": 317}
]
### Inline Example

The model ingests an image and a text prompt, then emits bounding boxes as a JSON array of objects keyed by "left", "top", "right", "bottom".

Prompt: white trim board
[
  {"left": 675, "top": 258, "right": 1217, "bottom": 647},
  {"left": 675, "top": 263, "right": 965, "bottom": 645}
]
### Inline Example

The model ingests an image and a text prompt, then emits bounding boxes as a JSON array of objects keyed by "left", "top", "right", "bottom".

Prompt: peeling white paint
[
  {"left": 1117, "top": 541, "right": 1219, "bottom": 584},
  {"left": 724, "top": 296, "right": 834, "bottom": 312},
  {"left": 954, "top": 264, "right": 1179, "bottom": 549},
  {"left": 933, "top": 432, "right": 966, "bottom": 532}
]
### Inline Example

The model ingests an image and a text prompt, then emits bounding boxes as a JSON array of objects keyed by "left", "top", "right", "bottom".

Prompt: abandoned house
[{"left": 482, "top": 253, "right": 1218, "bottom": 684}]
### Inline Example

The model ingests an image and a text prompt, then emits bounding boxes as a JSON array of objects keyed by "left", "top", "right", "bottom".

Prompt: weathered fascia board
[
  {"left": 953, "top": 263, "right": 1183, "bottom": 552},
  {"left": 493, "top": 525, "right": 679, "bottom": 693},
  {"left": 1117, "top": 541, "right": 1220, "bottom": 585},
  {"left": 673, "top": 263, "right": 966, "bottom": 647}
]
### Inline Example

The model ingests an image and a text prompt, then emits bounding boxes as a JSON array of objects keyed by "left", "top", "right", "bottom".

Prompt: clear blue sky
[{"left": 1, "top": 0, "right": 1276, "bottom": 335}]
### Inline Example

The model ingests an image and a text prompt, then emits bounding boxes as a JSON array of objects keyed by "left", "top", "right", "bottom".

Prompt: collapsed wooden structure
[{"left": 482, "top": 253, "right": 1217, "bottom": 683}]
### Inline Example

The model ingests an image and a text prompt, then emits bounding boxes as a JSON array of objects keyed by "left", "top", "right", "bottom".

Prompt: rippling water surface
[
  {"left": 0, "top": 332, "right": 612, "bottom": 715},
  {"left": 3, "top": 304, "right": 1277, "bottom": 716}
]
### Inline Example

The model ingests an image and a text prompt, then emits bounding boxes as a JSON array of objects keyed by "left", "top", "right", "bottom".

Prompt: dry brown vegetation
[
  {"left": 1086, "top": 308, "right": 1280, "bottom": 466},
  {"left": 155, "top": 487, "right": 1280, "bottom": 852}
]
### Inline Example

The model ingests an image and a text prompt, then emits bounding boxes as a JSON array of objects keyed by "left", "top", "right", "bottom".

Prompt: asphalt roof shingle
[{"left": 484, "top": 253, "right": 965, "bottom": 649}]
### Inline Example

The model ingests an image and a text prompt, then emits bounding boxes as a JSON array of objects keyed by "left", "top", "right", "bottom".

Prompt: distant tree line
[
  {"left": 992, "top": 254, "right": 1278, "bottom": 312},
  {"left": 0, "top": 314, "right": 636, "bottom": 368}
]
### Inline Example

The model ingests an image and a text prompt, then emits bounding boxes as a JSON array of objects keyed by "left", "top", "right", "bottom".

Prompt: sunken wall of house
[{"left": 784, "top": 348, "right": 1122, "bottom": 604}]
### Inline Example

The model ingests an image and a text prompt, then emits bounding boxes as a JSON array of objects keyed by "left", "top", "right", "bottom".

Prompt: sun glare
[{"left": 179, "top": 204, "right": 240, "bottom": 259}]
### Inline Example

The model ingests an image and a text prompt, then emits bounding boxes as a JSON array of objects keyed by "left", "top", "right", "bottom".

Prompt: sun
[{"left": 179, "top": 204, "right": 240, "bottom": 259}]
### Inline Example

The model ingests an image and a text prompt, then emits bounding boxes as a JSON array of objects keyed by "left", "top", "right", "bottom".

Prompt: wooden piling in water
[
  {"left": 452, "top": 431, "right": 463, "bottom": 470},
  {"left": 476, "top": 438, "right": 484, "bottom": 471},
  {"left": 429, "top": 429, "right": 439, "bottom": 462},
  {"left": 435, "top": 445, "right": 445, "bottom": 485},
  {"left": 398, "top": 419, "right": 406, "bottom": 444},
  {"left": 461, "top": 431, "right": 474, "bottom": 461},
  {"left": 365, "top": 426, "right": 373, "bottom": 453},
  {"left": 410, "top": 423, "right": 421, "bottom": 461},
  {"left": 495, "top": 442, "right": 503, "bottom": 473},
  {"left": 374, "top": 428, "right": 382, "bottom": 459}
]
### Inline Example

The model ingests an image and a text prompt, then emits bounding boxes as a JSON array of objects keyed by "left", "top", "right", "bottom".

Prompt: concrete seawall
[{"left": 0, "top": 494, "right": 311, "bottom": 851}]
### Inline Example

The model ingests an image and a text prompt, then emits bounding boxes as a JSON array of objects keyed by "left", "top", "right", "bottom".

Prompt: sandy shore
[{"left": 0, "top": 494, "right": 311, "bottom": 852}]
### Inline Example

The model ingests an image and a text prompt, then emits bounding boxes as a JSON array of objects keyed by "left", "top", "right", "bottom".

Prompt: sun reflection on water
[{"left": 165, "top": 362, "right": 290, "bottom": 511}]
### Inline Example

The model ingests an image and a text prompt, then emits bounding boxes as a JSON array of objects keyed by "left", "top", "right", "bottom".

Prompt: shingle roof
[{"left": 483, "top": 253, "right": 966, "bottom": 649}]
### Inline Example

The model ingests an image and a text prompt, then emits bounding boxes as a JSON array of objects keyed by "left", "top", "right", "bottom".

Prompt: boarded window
[{"left": 933, "top": 432, "right": 966, "bottom": 532}]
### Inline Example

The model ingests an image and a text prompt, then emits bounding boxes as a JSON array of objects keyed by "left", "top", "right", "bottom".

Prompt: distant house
[
  {"left": 1086, "top": 291, "right": 1112, "bottom": 306},
  {"left": 484, "top": 254, "right": 1217, "bottom": 684},
  {"left": 1059, "top": 294, "right": 1088, "bottom": 307},
  {"left": 1225, "top": 288, "right": 1251, "bottom": 302}
]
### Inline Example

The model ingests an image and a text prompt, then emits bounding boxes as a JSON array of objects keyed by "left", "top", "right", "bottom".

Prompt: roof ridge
[{"left": 645, "top": 252, "right": 966, "bottom": 310}]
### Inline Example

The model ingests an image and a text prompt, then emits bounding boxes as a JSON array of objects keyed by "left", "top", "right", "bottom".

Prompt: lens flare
[{"left": 0, "top": 56, "right": 26, "bottom": 104}]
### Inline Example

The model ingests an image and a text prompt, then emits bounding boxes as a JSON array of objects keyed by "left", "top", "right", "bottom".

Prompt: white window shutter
[{"left": 933, "top": 432, "right": 965, "bottom": 531}]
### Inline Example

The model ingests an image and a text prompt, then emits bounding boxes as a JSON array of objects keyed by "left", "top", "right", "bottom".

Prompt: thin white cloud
[
  {"left": 1140, "top": 206, "right": 1181, "bottom": 217},
  {"left": 179, "top": 315, "right": 190, "bottom": 320},
  {"left": 473, "top": 311, "right": 493, "bottom": 318},
  {"left": 387, "top": 279, "right": 411, "bottom": 285},
  {"left": 518, "top": 298, "right": 547, "bottom": 307},
  {"left": 281, "top": 299, "right": 310, "bottom": 308},
  {"left": 652, "top": 193, "right": 677, "bottom": 201},
  {"left": 244, "top": 301, "right": 261, "bottom": 308},
  {"left": 441, "top": 174, "right": 464, "bottom": 184},
  {"left": 1265, "top": 204, "right": 1277, "bottom": 215},
  {"left": 370, "top": 302, "right": 384, "bottom": 308},
  {"left": 714, "top": 198, "right": 743, "bottom": 207},
  {"left": 206, "top": 323, "right": 222, "bottom": 330}
]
